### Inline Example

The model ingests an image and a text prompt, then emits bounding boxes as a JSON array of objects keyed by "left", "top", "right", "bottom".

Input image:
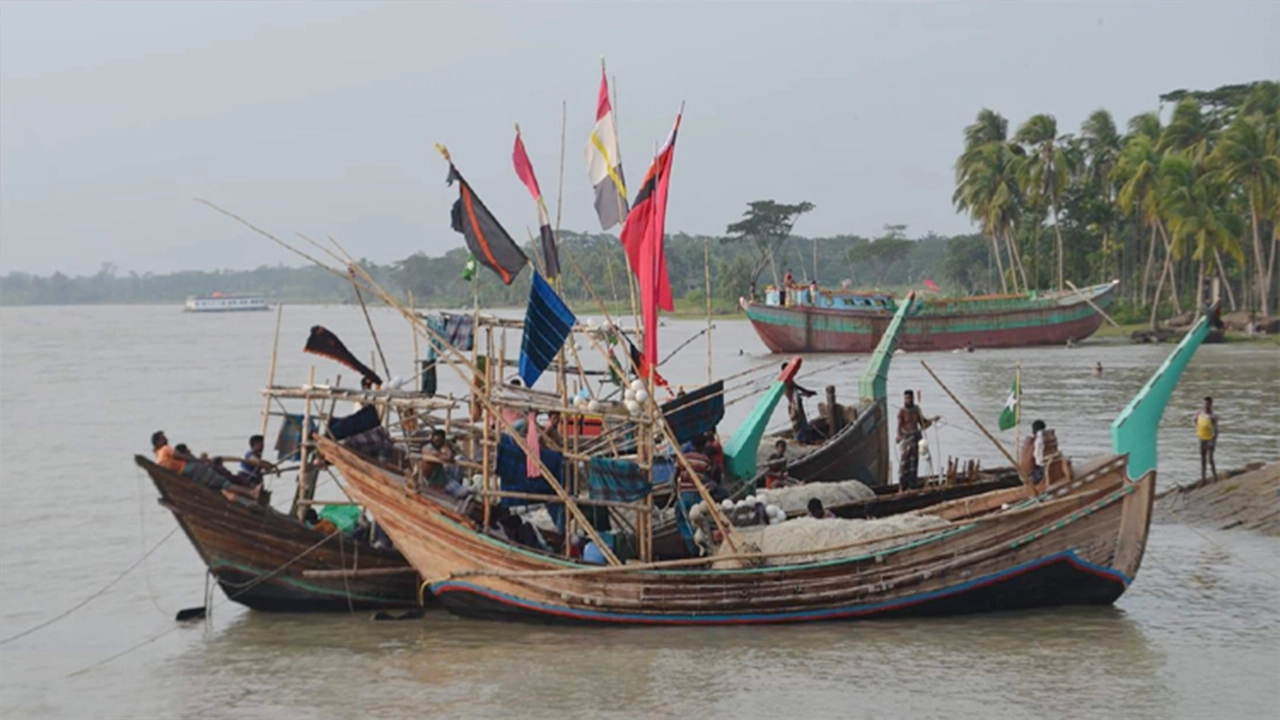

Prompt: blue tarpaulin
[{"left": 518, "top": 272, "right": 576, "bottom": 388}]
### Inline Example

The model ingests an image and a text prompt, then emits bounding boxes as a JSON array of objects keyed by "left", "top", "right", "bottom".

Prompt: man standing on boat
[
  {"left": 896, "top": 390, "right": 936, "bottom": 490},
  {"left": 1194, "top": 396, "right": 1219, "bottom": 483}
]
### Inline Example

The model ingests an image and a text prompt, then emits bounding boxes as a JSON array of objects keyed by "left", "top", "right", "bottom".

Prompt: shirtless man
[{"left": 896, "top": 390, "right": 937, "bottom": 490}]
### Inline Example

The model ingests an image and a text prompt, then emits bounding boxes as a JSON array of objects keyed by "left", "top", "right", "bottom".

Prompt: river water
[{"left": 1, "top": 304, "right": 1276, "bottom": 719}]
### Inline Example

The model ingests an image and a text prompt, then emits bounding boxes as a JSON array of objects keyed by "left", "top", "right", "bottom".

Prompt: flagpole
[
  {"left": 1015, "top": 361, "right": 1022, "bottom": 452},
  {"left": 554, "top": 101, "right": 569, "bottom": 399},
  {"left": 606, "top": 58, "right": 641, "bottom": 335},
  {"left": 704, "top": 235, "right": 713, "bottom": 385}
]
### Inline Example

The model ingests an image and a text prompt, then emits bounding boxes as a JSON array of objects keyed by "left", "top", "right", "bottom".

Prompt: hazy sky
[{"left": 1, "top": 1, "right": 1276, "bottom": 276}]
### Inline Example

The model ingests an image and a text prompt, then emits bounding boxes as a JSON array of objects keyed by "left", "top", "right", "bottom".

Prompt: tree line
[{"left": 953, "top": 80, "right": 1278, "bottom": 325}]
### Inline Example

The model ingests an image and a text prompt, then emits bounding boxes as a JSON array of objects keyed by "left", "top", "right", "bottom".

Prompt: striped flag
[
  {"left": 512, "top": 127, "right": 560, "bottom": 280},
  {"left": 444, "top": 158, "right": 527, "bottom": 286},
  {"left": 620, "top": 108, "right": 681, "bottom": 368},
  {"left": 585, "top": 64, "right": 628, "bottom": 230}
]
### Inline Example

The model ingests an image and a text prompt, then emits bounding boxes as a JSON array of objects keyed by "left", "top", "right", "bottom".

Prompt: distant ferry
[{"left": 184, "top": 293, "right": 270, "bottom": 313}]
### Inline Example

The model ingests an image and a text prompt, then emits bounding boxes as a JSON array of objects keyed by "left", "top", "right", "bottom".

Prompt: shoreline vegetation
[{"left": 3, "top": 81, "right": 1275, "bottom": 332}]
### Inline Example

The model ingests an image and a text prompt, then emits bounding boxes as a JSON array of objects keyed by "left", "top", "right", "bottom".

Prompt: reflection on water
[{"left": 1, "top": 305, "right": 1277, "bottom": 719}]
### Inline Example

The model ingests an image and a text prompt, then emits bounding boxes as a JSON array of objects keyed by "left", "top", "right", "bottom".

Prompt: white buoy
[
  {"left": 630, "top": 379, "right": 645, "bottom": 392},
  {"left": 756, "top": 491, "right": 770, "bottom": 505},
  {"left": 635, "top": 389, "right": 650, "bottom": 403},
  {"left": 744, "top": 494, "right": 758, "bottom": 506},
  {"left": 766, "top": 505, "right": 780, "bottom": 520},
  {"left": 625, "top": 400, "right": 642, "bottom": 415},
  {"left": 721, "top": 499, "right": 734, "bottom": 511},
  {"left": 587, "top": 400, "right": 603, "bottom": 413}
]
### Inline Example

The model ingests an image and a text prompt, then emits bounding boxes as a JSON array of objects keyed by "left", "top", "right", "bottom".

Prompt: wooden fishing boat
[
  {"left": 320, "top": 310, "right": 1210, "bottom": 625},
  {"left": 764, "top": 292, "right": 914, "bottom": 486},
  {"left": 742, "top": 281, "right": 1118, "bottom": 353},
  {"left": 137, "top": 456, "right": 421, "bottom": 612}
]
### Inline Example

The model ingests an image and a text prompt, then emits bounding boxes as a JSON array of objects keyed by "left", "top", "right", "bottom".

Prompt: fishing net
[
  {"left": 763, "top": 480, "right": 876, "bottom": 515},
  {"left": 714, "top": 514, "right": 949, "bottom": 568}
]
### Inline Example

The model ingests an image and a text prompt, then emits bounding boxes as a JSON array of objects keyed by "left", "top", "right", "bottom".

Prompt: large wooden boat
[
  {"left": 742, "top": 281, "right": 1118, "bottom": 353},
  {"left": 137, "top": 456, "right": 420, "bottom": 612},
  {"left": 320, "top": 309, "right": 1210, "bottom": 625}
]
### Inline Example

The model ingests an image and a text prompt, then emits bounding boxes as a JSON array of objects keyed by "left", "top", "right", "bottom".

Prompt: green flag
[
  {"left": 998, "top": 372, "right": 1020, "bottom": 431},
  {"left": 462, "top": 254, "right": 478, "bottom": 282}
]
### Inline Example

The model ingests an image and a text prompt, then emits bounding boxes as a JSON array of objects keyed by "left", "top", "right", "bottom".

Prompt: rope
[
  {"left": 0, "top": 526, "right": 179, "bottom": 646},
  {"left": 69, "top": 526, "right": 345, "bottom": 677}
]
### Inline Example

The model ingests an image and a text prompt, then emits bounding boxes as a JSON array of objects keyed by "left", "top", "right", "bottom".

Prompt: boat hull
[
  {"left": 744, "top": 282, "right": 1117, "bottom": 353},
  {"left": 137, "top": 456, "right": 421, "bottom": 612},
  {"left": 322, "top": 439, "right": 1153, "bottom": 626}
]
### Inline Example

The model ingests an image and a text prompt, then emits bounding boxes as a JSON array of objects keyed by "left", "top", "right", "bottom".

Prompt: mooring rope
[
  {"left": 68, "top": 526, "right": 345, "bottom": 677},
  {"left": 0, "top": 525, "right": 180, "bottom": 647}
]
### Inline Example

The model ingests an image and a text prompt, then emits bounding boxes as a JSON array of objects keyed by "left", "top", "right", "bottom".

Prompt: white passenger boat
[{"left": 184, "top": 293, "right": 270, "bottom": 312}]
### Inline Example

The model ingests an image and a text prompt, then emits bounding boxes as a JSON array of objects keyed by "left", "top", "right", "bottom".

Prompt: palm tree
[
  {"left": 1015, "top": 114, "right": 1071, "bottom": 290},
  {"left": 1211, "top": 113, "right": 1280, "bottom": 317},
  {"left": 955, "top": 140, "right": 1025, "bottom": 293},
  {"left": 955, "top": 110, "right": 1024, "bottom": 293},
  {"left": 1160, "top": 99, "right": 1213, "bottom": 161},
  {"left": 1157, "top": 153, "right": 1244, "bottom": 317},
  {"left": 1114, "top": 133, "right": 1175, "bottom": 314},
  {"left": 1081, "top": 111, "right": 1122, "bottom": 279},
  {"left": 1127, "top": 111, "right": 1162, "bottom": 142}
]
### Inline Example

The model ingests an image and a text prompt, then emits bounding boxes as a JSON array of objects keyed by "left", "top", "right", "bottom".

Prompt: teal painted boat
[{"left": 743, "top": 281, "right": 1118, "bottom": 353}]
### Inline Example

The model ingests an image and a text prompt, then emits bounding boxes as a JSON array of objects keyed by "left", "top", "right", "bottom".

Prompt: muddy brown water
[{"left": 1, "top": 305, "right": 1276, "bottom": 719}]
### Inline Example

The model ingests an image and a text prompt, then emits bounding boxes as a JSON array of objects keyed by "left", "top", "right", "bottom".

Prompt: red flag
[
  {"left": 924, "top": 278, "right": 940, "bottom": 292},
  {"left": 513, "top": 128, "right": 560, "bottom": 279},
  {"left": 619, "top": 109, "right": 681, "bottom": 367}
]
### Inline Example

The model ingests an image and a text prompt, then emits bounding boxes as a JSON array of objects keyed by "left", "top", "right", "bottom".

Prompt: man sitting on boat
[
  {"left": 151, "top": 431, "right": 261, "bottom": 503},
  {"left": 235, "top": 434, "right": 275, "bottom": 488},
  {"left": 765, "top": 439, "right": 793, "bottom": 489},
  {"left": 896, "top": 391, "right": 938, "bottom": 491},
  {"left": 420, "top": 429, "right": 471, "bottom": 499}
]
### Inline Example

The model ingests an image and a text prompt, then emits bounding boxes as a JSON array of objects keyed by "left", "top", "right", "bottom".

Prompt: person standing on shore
[{"left": 1194, "top": 397, "right": 1219, "bottom": 483}]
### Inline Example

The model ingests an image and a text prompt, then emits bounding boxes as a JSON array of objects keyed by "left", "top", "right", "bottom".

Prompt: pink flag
[
  {"left": 924, "top": 278, "right": 940, "bottom": 292},
  {"left": 526, "top": 411, "right": 541, "bottom": 478}
]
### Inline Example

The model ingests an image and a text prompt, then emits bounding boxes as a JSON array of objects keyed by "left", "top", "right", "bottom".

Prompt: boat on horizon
[
  {"left": 741, "top": 280, "right": 1118, "bottom": 353},
  {"left": 184, "top": 292, "right": 270, "bottom": 313}
]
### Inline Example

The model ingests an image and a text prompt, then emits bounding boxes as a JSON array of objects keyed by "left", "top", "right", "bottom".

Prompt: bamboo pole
[
  {"left": 292, "top": 366, "right": 317, "bottom": 519},
  {"left": 919, "top": 361, "right": 1037, "bottom": 498},
  {"left": 1065, "top": 281, "right": 1122, "bottom": 330},
  {"left": 409, "top": 291, "right": 420, "bottom": 383},
  {"left": 350, "top": 267, "right": 392, "bottom": 382},
  {"left": 259, "top": 303, "right": 284, "bottom": 439},
  {"left": 704, "top": 235, "right": 713, "bottom": 385}
]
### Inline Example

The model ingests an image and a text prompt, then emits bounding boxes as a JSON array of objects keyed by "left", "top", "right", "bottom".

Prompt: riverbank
[
  {"left": 1091, "top": 322, "right": 1280, "bottom": 346},
  {"left": 1154, "top": 461, "right": 1280, "bottom": 536}
]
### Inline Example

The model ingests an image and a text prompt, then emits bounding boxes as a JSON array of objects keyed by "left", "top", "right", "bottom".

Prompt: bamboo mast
[
  {"left": 259, "top": 303, "right": 284, "bottom": 439},
  {"left": 919, "top": 360, "right": 1037, "bottom": 498},
  {"left": 292, "top": 366, "right": 316, "bottom": 519},
  {"left": 606, "top": 60, "right": 641, "bottom": 331},
  {"left": 704, "top": 235, "right": 713, "bottom": 384}
]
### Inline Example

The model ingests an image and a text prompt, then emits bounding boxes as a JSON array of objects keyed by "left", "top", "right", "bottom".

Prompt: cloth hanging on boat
[
  {"left": 275, "top": 414, "right": 318, "bottom": 462},
  {"left": 329, "top": 405, "right": 381, "bottom": 440},
  {"left": 661, "top": 380, "right": 725, "bottom": 446},
  {"left": 420, "top": 360, "right": 438, "bottom": 397},
  {"left": 518, "top": 271, "right": 576, "bottom": 388},
  {"left": 495, "top": 434, "right": 565, "bottom": 531},
  {"left": 587, "top": 457, "right": 651, "bottom": 503},
  {"left": 424, "top": 314, "right": 446, "bottom": 361},
  {"left": 304, "top": 325, "right": 382, "bottom": 387},
  {"left": 442, "top": 313, "right": 475, "bottom": 351}
]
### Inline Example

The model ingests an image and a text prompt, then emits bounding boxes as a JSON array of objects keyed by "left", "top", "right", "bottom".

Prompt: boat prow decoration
[
  {"left": 722, "top": 357, "right": 802, "bottom": 481},
  {"left": 1110, "top": 306, "right": 1215, "bottom": 481}
]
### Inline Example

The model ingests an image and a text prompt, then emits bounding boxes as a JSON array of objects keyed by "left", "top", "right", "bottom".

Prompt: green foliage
[{"left": 722, "top": 199, "right": 816, "bottom": 287}]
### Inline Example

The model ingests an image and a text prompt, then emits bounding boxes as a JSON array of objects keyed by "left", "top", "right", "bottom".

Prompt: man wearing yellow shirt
[{"left": 1193, "top": 396, "right": 1219, "bottom": 483}]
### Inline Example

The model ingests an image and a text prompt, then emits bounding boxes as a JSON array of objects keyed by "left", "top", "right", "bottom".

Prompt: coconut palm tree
[
  {"left": 1127, "top": 111, "right": 1162, "bottom": 142},
  {"left": 1157, "top": 152, "right": 1244, "bottom": 318},
  {"left": 1211, "top": 113, "right": 1280, "bottom": 317},
  {"left": 1114, "top": 132, "right": 1177, "bottom": 314},
  {"left": 1160, "top": 99, "right": 1213, "bottom": 161},
  {"left": 1015, "top": 114, "right": 1071, "bottom": 290},
  {"left": 955, "top": 140, "right": 1025, "bottom": 293}
]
